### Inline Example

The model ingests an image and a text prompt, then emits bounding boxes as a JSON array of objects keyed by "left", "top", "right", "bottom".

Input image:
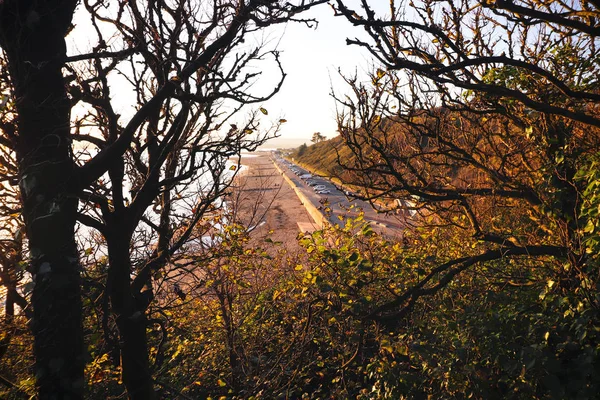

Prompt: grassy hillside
[{"left": 291, "top": 136, "right": 349, "bottom": 178}]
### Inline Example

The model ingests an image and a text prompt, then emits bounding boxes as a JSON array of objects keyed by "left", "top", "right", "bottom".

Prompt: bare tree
[
  {"left": 332, "top": 0, "right": 600, "bottom": 319},
  {"left": 0, "top": 0, "right": 326, "bottom": 398}
]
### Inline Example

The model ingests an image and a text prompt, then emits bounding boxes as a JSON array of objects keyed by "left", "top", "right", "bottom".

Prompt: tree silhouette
[
  {"left": 332, "top": 0, "right": 600, "bottom": 329},
  {"left": 0, "top": 0, "right": 326, "bottom": 398},
  {"left": 330, "top": 2, "right": 600, "bottom": 393},
  {"left": 311, "top": 132, "right": 326, "bottom": 143}
]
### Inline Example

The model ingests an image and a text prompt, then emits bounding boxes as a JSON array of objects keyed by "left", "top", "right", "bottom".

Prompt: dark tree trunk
[
  {"left": 0, "top": 1, "right": 83, "bottom": 398},
  {"left": 106, "top": 228, "right": 156, "bottom": 400}
]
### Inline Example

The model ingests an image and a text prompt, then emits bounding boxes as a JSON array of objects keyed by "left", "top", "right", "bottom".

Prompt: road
[{"left": 272, "top": 155, "right": 407, "bottom": 238}]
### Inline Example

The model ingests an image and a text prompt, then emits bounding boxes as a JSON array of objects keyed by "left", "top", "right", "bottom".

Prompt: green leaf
[
  {"left": 525, "top": 126, "right": 533, "bottom": 138},
  {"left": 584, "top": 219, "right": 595, "bottom": 233}
]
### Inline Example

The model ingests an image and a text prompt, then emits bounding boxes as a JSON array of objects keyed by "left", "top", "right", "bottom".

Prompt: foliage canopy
[{"left": 2, "top": 0, "right": 600, "bottom": 399}]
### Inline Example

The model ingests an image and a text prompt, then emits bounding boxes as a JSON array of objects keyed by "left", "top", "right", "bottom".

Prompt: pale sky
[
  {"left": 68, "top": 1, "right": 382, "bottom": 149},
  {"left": 257, "top": 3, "right": 376, "bottom": 148}
]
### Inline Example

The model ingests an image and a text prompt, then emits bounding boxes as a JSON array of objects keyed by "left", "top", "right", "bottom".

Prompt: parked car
[
  {"left": 316, "top": 190, "right": 330, "bottom": 194},
  {"left": 313, "top": 185, "right": 326, "bottom": 191}
]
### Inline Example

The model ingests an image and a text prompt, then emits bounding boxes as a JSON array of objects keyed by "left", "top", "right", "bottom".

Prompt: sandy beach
[{"left": 231, "top": 152, "right": 319, "bottom": 254}]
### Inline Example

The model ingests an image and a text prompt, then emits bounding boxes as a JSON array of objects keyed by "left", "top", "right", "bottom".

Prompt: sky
[
  {"left": 254, "top": 3, "right": 377, "bottom": 148},
  {"left": 68, "top": 1, "right": 384, "bottom": 150}
]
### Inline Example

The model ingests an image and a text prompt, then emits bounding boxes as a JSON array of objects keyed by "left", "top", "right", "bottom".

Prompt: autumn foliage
[{"left": 2, "top": 0, "right": 600, "bottom": 399}]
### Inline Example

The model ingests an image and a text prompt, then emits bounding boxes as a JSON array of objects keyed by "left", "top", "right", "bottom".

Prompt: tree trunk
[
  {"left": 107, "top": 229, "right": 156, "bottom": 400},
  {"left": 0, "top": 1, "right": 83, "bottom": 398}
]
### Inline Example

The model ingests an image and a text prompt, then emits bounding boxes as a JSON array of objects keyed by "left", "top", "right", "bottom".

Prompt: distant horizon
[{"left": 258, "top": 135, "right": 333, "bottom": 150}]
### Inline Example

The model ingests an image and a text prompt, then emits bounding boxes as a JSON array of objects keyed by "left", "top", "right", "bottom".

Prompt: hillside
[{"left": 291, "top": 136, "right": 350, "bottom": 178}]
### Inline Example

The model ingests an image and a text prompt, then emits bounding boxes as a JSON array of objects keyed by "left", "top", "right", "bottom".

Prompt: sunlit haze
[
  {"left": 256, "top": 3, "right": 375, "bottom": 149},
  {"left": 68, "top": 1, "right": 380, "bottom": 150}
]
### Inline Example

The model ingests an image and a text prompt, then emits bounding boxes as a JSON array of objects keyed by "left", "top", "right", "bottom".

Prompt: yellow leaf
[
  {"left": 259, "top": 107, "right": 268, "bottom": 115},
  {"left": 229, "top": 165, "right": 237, "bottom": 171},
  {"left": 381, "top": 344, "right": 393, "bottom": 353}
]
